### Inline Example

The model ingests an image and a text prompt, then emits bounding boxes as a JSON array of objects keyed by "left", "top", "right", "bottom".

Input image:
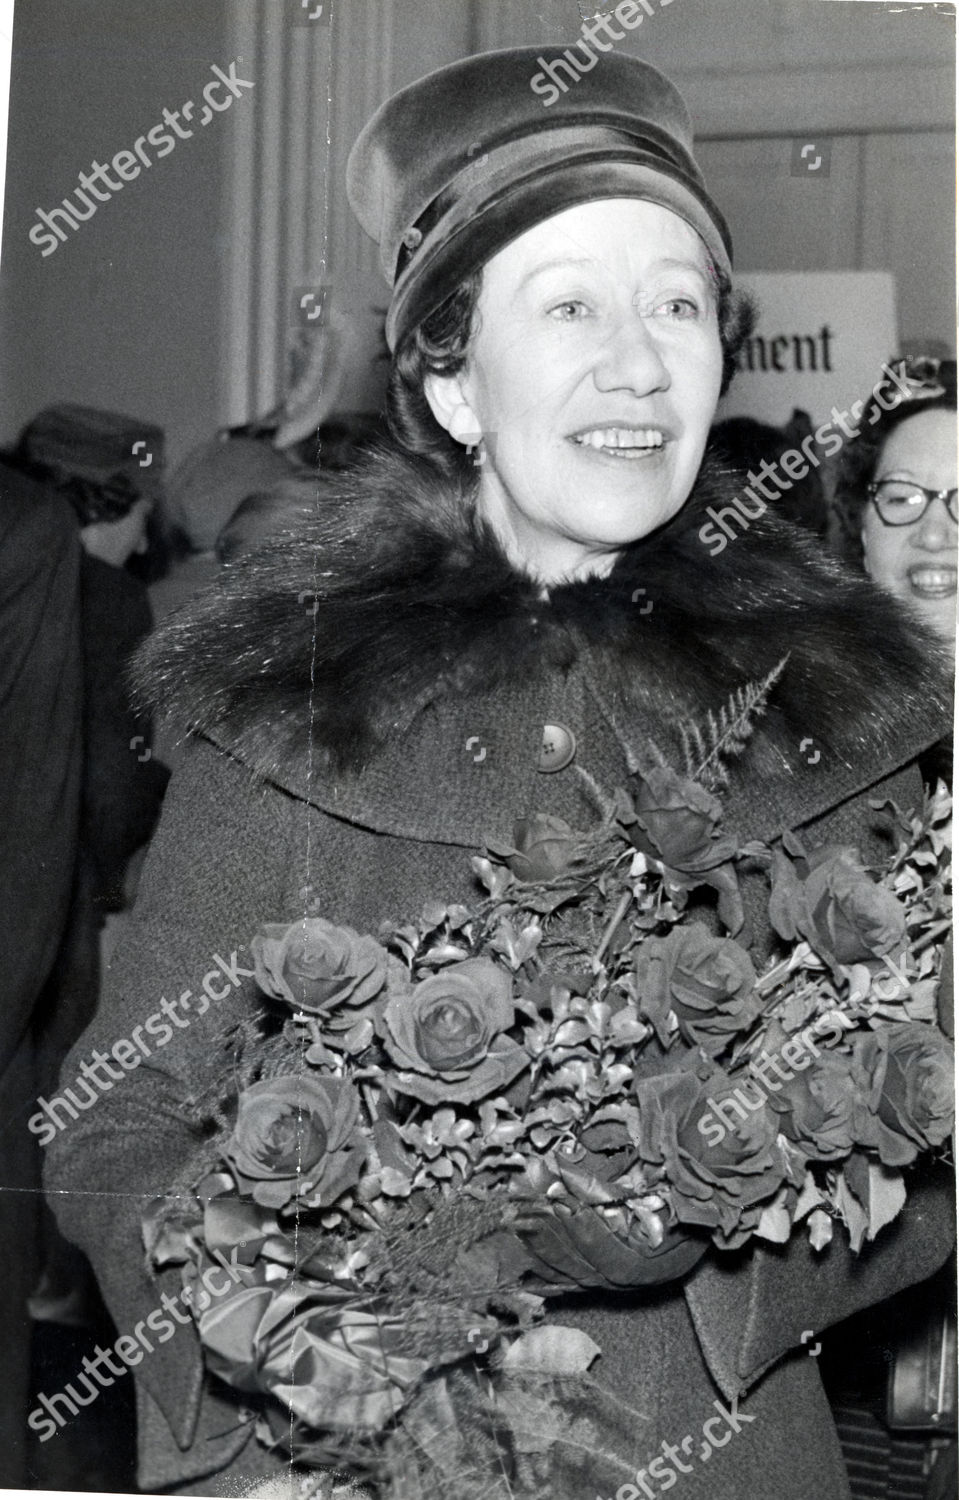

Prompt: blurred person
[
  {"left": 3, "top": 426, "right": 171, "bottom": 1335},
  {"left": 0, "top": 461, "right": 83, "bottom": 1486},
  {"left": 711, "top": 408, "right": 828, "bottom": 536},
  {"left": 213, "top": 479, "right": 322, "bottom": 564}
]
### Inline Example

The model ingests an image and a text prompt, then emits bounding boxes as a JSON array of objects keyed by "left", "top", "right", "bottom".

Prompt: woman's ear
[{"left": 423, "top": 370, "right": 482, "bottom": 447}]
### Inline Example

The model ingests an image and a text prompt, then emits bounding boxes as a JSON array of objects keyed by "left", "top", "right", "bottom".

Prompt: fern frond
[
  {"left": 686, "top": 655, "right": 788, "bottom": 790},
  {"left": 679, "top": 720, "right": 706, "bottom": 779}
]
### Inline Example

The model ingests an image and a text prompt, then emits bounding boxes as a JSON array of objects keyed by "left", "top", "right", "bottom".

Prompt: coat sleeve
[
  {"left": 683, "top": 758, "right": 956, "bottom": 1399},
  {"left": 43, "top": 734, "right": 301, "bottom": 1488}
]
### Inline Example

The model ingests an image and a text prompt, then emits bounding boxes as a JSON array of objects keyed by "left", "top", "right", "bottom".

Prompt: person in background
[
  {"left": 18, "top": 454, "right": 171, "bottom": 1332},
  {"left": 711, "top": 407, "right": 828, "bottom": 536},
  {"left": 834, "top": 357, "right": 956, "bottom": 655},
  {"left": 833, "top": 356, "right": 955, "bottom": 792},
  {"left": 825, "top": 354, "right": 956, "bottom": 1500},
  {"left": 0, "top": 462, "right": 83, "bottom": 1487},
  {"left": 214, "top": 480, "right": 323, "bottom": 565}
]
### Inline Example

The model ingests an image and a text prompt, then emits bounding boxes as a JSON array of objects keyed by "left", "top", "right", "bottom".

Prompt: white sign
[{"left": 718, "top": 271, "right": 899, "bottom": 427}]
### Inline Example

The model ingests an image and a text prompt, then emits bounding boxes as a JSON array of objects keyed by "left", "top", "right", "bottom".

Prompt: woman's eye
[
  {"left": 548, "top": 300, "right": 588, "bottom": 322},
  {"left": 653, "top": 296, "right": 701, "bottom": 320}
]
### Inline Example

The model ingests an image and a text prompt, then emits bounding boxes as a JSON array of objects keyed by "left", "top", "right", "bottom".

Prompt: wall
[{"left": 0, "top": 0, "right": 232, "bottom": 462}]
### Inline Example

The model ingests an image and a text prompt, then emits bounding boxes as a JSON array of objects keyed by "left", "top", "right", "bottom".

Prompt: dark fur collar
[{"left": 137, "top": 444, "right": 950, "bottom": 786}]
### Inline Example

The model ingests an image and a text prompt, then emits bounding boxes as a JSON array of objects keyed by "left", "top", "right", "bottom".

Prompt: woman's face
[
  {"left": 861, "top": 407, "right": 957, "bottom": 646},
  {"left": 425, "top": 198, "right": 724, "bottom": 583}
]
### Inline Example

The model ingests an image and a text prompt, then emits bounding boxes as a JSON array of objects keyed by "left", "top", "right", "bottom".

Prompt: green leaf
[
  {"left": 866, "top": 1162, "right": 906, "bottom": 1241},
  {"left": 833, "top": 1169, "right": 870, "bottom": 1253},
  {"left": 755, "top": 1189, "right": 792, "bottom": 1243}
]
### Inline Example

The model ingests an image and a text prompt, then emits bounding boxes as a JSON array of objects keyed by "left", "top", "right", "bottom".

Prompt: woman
[
  {"left": 835, "top": 356, "right": 955, "bottom": 791},
  {"left": 45, "top": 48, "right": 953, "bottom": 1499},
  {"left": 834, "top": 356, "right": 957, "bottom": 654},
  {"left": 826, "top": 358, "right": 956, "bottom": 1500}
]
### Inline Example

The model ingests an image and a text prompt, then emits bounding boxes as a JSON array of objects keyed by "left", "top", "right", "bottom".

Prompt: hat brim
[{"left": 386, "top": 150, "right": 732, "bottom": 351}]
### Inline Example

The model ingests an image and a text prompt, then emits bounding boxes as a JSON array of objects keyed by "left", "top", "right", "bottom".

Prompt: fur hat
[{"left": 347, "top": 45, "right": 732, "bottom": 350}]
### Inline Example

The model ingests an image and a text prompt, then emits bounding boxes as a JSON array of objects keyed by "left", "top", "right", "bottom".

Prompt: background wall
[
  {"left": 0, "top": 0, "right": 235, "bottom": 462},
  {"left": 0, "top": 0, "right": 954, "bottom": 465}
]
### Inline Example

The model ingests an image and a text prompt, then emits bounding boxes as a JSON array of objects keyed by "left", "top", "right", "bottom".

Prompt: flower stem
[{"left": 592, "top": 889, "right": 633, "bottom": 971}]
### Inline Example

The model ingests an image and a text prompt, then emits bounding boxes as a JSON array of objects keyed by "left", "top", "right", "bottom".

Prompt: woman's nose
[
  {"left": 912, "top": 494, "right": 957, "bottom": 550},
  {"left": 592, "top": 313, "right": 670, "bottom": 397}
]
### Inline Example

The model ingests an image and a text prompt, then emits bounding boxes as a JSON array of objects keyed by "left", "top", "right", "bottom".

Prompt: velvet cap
[{"left": 346, "top": 45, "right": 732, "bottom": 351}]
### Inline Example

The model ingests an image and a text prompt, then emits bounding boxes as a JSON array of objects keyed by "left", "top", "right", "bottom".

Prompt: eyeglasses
[{"left": 867, "top": 479, "right": 959, "bottom": 527}]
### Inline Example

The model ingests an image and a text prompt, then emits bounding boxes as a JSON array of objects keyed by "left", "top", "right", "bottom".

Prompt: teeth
[
  {"left": 909, "top": 568, "right": 958, "bottom": 592},
  {"left": 574, "top": 427, "right": 664, "bottom": 450}
]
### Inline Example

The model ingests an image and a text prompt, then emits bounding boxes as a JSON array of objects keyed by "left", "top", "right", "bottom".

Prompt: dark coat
[
  {"left": 78, "top": 552, "right": 170, "bottom": 914},
  {"left": 46, "top": 447, "right": 954, "bottom": 1498},
  {"left": 0, "top": 468, "right": 82, "bottom": 1486}
]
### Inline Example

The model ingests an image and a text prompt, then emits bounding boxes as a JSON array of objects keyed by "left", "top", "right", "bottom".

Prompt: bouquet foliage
[{"left": 145, "top": 673, "right": 953, "bottom": 1497}]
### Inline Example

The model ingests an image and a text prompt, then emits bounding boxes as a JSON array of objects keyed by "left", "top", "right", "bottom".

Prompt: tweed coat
[{"left": 46, "top": 446, "right": 954, "bottom": 1498}]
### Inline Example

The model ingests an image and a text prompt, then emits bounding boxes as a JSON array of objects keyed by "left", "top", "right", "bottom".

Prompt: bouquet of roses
[{"left": 144, "top": 674, "right": 953, "bottom": 1497}]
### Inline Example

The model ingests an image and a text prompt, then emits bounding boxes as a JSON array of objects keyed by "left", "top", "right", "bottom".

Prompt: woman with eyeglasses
[
  {"left": 836, "top": 358, "right": 957, "bottom": 652},
  {"left": 828, "top": 360, "right": 955, "bottom": 1500}
]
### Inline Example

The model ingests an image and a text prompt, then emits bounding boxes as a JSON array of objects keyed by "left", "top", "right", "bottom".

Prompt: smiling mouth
[
  {"left": 907, "top": 565, "right": 958, "bottom": 599},
  {"left": 571, "top": 426, "right": 666, "bottom": 457}
]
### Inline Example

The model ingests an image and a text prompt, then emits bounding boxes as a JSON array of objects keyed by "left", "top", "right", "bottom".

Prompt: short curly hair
[
  {"left": 832, "top": 359, "right": 956, "bottom": 570},
  {"left": 386, "top": 264, "right": 756, "bottom": 477}
]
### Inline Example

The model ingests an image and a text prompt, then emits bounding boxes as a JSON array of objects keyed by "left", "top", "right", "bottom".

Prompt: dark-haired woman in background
[
  {"left": 825, "top": 358, "right": 956, "bottom": 1500},
  {"left": 834, "top": 357, "right": 955, "bottom": 789}
]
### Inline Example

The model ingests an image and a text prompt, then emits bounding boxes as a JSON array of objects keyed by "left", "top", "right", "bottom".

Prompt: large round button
[{"left": 537, "top": 722, "right": 577, "bottom": 773}]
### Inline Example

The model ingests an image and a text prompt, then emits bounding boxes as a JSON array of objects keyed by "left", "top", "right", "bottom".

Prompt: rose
[
  {"left": 497, "top": 814, "right": 583, "bottom": 883},
  {"left": 623, "top": 766, "right": 739, "bottom": 874},
  {"left": 634, "top": 1068, "right": 787, "bottom": 1238},
  {"left": 197, "top": 1278, "right": 432, "bottom": 1435},
  {"left": 251, "top": 919, "right": 387, "bottom": 1031},
  {"left": 621, "top": 766, "right": 744, "bottom": 932},
  {"left": 507, "top": 1154, "right": 706, "bottom": 1289},
  {"left": 768, "top": 1053, "right": 859, "bottom": 1159},
  {"left": 225, "top": 1075, "right": 365, "bottom": 1209},
  {"left": 636, "top": 924, "right": 759, "bottom": 1052},
  {"left": 769, "top": 833, "right": 907, "bottom": 974},
  {"left": 379, "top": 957, "right": 529, "bottom": 1105},
  {"left": 852, "top": 1023, "right": 954, "bottom": 1167}
]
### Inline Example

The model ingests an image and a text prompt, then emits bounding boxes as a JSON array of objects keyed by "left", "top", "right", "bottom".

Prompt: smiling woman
[
  {"left": 422, "top": 200, "right": 724, "bottom": 581},
  {"left": 44, "top": 42, "right": 954, "bottom": 1500},
  {"left": 836, "top": 358, "right": 957, "bottom": 649}
]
